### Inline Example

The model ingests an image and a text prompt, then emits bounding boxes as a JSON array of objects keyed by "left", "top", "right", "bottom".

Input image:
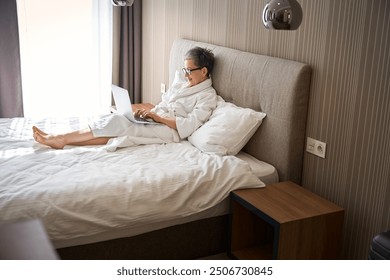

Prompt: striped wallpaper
[{"left": 141, "top": 0, "right": 390, "bottom": 259}]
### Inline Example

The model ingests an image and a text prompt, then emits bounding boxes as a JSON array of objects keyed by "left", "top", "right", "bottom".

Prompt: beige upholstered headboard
[{"left": 169, "top": 39, "right": 311, "bottom": 183}]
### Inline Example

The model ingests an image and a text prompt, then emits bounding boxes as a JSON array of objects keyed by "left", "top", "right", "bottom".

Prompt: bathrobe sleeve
[
  {"left": 151, "top": 74, "right": 218, "bottom": 140},
  {"left": 176, "top": 88, "right": 217, "bottom": 139}
]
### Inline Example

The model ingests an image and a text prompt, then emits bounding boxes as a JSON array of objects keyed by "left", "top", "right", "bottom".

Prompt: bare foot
[
  {"left": 34, "top": 131, "right": 66, "bottom": 149},
  {"left": 32, "top": 126, "right": 48, "bottom": 136}
]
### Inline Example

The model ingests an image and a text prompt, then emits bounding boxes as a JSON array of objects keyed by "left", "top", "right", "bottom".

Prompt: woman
[{"left": 33, "top": 47, "right": 217, "bottom": 151}]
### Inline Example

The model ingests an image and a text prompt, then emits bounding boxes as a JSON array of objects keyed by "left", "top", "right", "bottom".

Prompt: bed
[{"left": 0, "top": 39, "right": 311, "bottom": 259}]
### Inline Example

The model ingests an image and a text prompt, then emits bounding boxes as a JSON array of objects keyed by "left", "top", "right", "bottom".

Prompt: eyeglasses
[{"left": 182, "top": 67, "right": 203, "bottom": 75}]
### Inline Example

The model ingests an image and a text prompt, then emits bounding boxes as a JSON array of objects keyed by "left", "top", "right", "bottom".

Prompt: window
[{"left": 17, "top": 0, "right": 112, "bottom": 118}]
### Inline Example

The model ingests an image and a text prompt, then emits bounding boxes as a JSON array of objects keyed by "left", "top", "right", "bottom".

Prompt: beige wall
[{"left": 142, "top": 0, "right": 390, "bottom": 259}]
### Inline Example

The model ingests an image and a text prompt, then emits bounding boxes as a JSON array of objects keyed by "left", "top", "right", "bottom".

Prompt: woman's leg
[{"left": 32, "top": 126, "right": 110, "bottom": 149}]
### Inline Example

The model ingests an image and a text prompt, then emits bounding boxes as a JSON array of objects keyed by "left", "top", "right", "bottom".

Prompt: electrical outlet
[
  {"left": 306, "top": 137, "right": 326, "bottom": 158},
  {"left": 160, "top": 83, "right": 166, "bottom": 94}
]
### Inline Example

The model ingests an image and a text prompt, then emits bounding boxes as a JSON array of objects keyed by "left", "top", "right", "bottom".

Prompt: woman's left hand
[
  {"left": 134, "top": 109, "right": 177, "bottom": 130},
  {"left": 135, "top": 109, "right": 156, "bottom": 121}
]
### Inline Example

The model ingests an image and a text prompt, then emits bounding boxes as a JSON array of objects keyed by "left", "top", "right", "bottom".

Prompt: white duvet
[{"left": 0, "top": 117, "right": 264, "bottom": 243}]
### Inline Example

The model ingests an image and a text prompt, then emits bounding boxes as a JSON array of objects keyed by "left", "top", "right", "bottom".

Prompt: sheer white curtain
[{"left": 17, "top": 0, "right": 112, "bottom": 118}]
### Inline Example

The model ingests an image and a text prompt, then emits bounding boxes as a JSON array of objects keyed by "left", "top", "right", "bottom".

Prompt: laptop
[{"left": 111, "top": 84, "right": 159, "bottom": 125}]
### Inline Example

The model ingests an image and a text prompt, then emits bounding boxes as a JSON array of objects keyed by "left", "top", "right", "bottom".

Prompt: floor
[{"left": 198, "top": 252, "right": 231, "bottom": 260}]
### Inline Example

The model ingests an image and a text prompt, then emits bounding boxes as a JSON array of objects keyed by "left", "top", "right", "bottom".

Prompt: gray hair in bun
[{"left": 184, "top": 47, "right": 215, "bottom": 77}]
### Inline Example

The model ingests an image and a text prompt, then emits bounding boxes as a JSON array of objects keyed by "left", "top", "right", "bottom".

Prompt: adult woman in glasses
[{"left": 33, "top": 47, "right": 217, "bottom": 151}]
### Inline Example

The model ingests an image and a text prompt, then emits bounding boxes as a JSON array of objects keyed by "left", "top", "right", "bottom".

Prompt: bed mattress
[{"left": 0, "top": 117, "right": 276, "bottom": 248}]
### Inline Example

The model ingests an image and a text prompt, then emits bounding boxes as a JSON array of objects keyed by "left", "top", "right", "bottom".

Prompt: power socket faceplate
[
  {"left": 306, "top": 137, "right": 326, "bottom": 158},
  {"left": 160, "top": 83, "right": 166, "bottom": 94}
]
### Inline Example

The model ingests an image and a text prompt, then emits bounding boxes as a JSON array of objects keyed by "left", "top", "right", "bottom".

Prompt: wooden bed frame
[{"left": 57, "top": 39, "right": 312, "bottom": 260}]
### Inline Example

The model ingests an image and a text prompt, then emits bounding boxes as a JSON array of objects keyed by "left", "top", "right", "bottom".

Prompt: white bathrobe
[{"left": 90, "top": 72, "right": 217, "bottom": 151}]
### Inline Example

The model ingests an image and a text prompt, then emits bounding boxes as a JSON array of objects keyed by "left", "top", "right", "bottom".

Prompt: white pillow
[{"left": 188, "top": 100, "right": 266, "bottom": 155}]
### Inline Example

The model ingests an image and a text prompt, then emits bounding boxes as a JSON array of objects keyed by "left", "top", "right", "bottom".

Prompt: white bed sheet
[
  {"left": 236, "top": 151, "right": 279, "bottom": 185},
  {"left": 52, "top": 153, "right": 278, "bottom": 249},
  {"left": 0, "top": 117, "right": 266, "bottom": 247}
]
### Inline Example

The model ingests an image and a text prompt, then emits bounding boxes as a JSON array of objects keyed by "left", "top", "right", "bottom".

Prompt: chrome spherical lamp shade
[
  {"left": 112, "top": 0, "right": 134, "bottom": 6},
  {"left": 262, "top": 0, "right": 303, "bottom": 30}
]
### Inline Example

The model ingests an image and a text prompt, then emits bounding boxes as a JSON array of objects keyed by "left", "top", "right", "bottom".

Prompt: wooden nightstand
[{"left": 228, "top": 181, "right": 344, "bottom": 260}]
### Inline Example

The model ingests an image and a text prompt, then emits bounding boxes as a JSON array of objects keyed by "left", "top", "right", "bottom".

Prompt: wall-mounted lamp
[
  {"left": 111, "top": 0, "right": 134, "bottom": 6},
  {"left": 262, "top": 0, "right": 302, "bottom": 30}
]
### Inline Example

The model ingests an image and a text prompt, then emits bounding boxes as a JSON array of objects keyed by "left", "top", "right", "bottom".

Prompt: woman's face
[{"left": 183, "top": 59, "right": 208, "bottom": 87}]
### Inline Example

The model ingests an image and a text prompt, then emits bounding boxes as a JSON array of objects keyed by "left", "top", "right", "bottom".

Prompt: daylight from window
[{"left": 17, "top": 0, "right": 112, "bottom": 118}]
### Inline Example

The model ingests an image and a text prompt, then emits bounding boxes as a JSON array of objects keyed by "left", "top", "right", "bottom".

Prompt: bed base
[{"left": 57, "top": 215, "right": 229, "bottom": 260}]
